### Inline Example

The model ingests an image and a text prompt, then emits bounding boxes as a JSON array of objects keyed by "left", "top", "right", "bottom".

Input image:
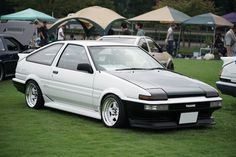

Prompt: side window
[
  {"left": 138, "top": 38, "right": 148, "bottom": 52},
  {"left": 147, "top": 38, "right": 162, "bottom": 53},
  {"left": 0, "top": 38, "right": 5, "bottom": 51},
  {"left": 4, "top": 37, "right": 20, "bottom": 51},
  {"left": 27, "top": 43, "right": 63, "bottom": 65},
  {"left": 57, "top": 44, "right": 89, "bottom": 71}
]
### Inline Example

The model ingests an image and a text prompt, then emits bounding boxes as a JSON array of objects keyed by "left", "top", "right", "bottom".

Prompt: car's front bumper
[
  {"left": 123, "top": 99, "right": 221, "bottom": 129},
  {"left": 216, "top": 81, "right": 236, "bottom": 97}
]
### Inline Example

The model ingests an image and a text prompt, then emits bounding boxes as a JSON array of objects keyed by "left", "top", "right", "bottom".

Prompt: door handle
[{"left": 53, "top": 71, "right": 58, "bottom": 74}]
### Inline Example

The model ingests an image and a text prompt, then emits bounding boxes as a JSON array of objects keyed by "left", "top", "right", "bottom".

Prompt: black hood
[{"left": 106, "top": 70, "right": 218, "bottom": 98}]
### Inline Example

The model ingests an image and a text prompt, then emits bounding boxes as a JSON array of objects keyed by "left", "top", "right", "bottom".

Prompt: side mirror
[
  {"left": 23, "top": 45, "right": 29, "bottom": 50},
  {"left": 77, "top": 63, "right": 93, "bottom": 74}
]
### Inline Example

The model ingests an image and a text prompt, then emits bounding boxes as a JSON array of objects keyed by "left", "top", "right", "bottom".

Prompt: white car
[
  {"left": 98, "top": 35, "right": 174, "bottom": 70},
  {"left": 216, "top": 57, "right": 236, "bottom": 97},
  {"left": 13, "top": 41, "right": 222, "bottom": 129}
]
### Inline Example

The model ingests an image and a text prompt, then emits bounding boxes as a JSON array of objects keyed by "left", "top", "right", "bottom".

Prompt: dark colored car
[{"left": 0, "top": 34, "right": 27, "bottom": 81}]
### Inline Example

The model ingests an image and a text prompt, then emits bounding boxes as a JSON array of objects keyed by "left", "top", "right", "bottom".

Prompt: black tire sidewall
[
  {"left": 25, "top": 80, "right": 44, "bottom": 109},
  {"left": 0, "top": 64, "right": 4, "bottom": 81}
]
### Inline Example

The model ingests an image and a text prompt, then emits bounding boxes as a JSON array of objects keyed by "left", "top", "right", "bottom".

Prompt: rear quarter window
[{"left": 26, "top": 43, "right": 63, "bottom": 65}]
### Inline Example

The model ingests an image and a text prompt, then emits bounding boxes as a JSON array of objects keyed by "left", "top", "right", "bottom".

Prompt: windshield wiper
[
  {"left": 115, "top": 67, "right": 164, "bottom": 71},
  {"left": 115, "top": 68, "right": 149, "bottom": 71},
  {"left": 147, "top": 67, "right": 165, "bottom": 70}
]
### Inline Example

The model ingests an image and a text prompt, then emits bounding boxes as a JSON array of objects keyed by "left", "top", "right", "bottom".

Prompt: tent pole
[
  {"left": 177, "top": 25, "right": 182, "bottom": 55},
  {"left": 213, "top": 25, "right": 216, "bottom": 54}
]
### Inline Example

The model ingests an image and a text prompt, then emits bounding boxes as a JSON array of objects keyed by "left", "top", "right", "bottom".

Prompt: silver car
[{"left": 98, "top": 35, "right": 174, "bottom": 70}]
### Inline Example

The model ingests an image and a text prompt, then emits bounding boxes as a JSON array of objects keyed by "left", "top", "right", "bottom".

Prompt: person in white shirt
[
  {"left": 225, "top": 24, "right": 236, "bottom": 56},
  {"left": 165, "top": 24, "right": 175, "bottom": 56},
  {"left": 57, "top": 25, "right": 65, "bottom": 40}
]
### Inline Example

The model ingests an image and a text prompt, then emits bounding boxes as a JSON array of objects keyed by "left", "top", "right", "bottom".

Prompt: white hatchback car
[
  {"left": 13, "top": 41, "right": 221, "bottom": 129},
  {"left": 98, "top": 35, "right": 174, "bottom": 70},
  {"left": 216, "top": 57, "right": 236, "bottom": 97}
]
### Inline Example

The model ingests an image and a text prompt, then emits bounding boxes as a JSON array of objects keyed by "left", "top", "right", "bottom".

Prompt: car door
[
  {"left": 2, "top": 37, "right": 20, "bottom": 75},
  {"left": 48, "top": 44, "right": 95, "bottom": 110}
]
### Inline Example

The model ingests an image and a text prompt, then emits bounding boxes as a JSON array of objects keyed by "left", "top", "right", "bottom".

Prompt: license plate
[{"left": 179, "top": 112, "right": 198, "bottom": 124}]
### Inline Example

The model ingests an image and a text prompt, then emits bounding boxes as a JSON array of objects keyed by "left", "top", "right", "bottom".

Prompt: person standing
[
  {"left": 57, "top": 25, "right": 66, "bottom": 41},
  {"left": 38, "top": 21, "right": 48, "bottom": 46},
  {"left": 121, "top": 22, "right": 131, "bottom": 35},
  {"left": 165, "top": 24, "right": 175, "bottom": 56},
  {"left": 135, "top": 23, "right": 145, "bottom": 36},
  {"left": 225, "top": 24, "right": 236, "bottom": 56}
]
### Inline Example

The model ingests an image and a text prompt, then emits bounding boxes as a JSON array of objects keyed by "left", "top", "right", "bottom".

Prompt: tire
[
  {"left": 0, "top": 64, "right": 5, "bottom": 81},
  {"left": 167, "top": 61, "right": 174, "bottom": 70},
  {"left": 101, "top": 94, "right": 127, "bottom": 128},
  {"left": 25, "top": 80, "right": 44, "bottom": 109}
]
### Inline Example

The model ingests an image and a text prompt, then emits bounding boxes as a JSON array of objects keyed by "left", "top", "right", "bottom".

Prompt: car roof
[
  {"left": 99, "top": 35, "right": 143, "bottom": 39},
  {"left": 53, "top": 40, "right": 138, "bottom": 47}
]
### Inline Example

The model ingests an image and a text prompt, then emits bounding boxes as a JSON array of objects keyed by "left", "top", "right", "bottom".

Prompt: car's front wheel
[
  {"left": 101, "top": 94, "right": 127, "bottom": 128},
  {"left": 0, "top": 64, "right": 5, "bottom": 81},
  {"left": 25, "top": 80, "right": 44, "bottom": 109}
]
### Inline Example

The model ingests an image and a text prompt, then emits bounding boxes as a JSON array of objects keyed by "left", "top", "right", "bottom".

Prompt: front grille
[{"left": 169, "top": 102, "right": 210, "bottom": 111}]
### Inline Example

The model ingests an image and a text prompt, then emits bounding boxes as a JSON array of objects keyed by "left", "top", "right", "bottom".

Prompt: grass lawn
[{"left": 0, "top": 59, "right": 235, "bottom": 157}]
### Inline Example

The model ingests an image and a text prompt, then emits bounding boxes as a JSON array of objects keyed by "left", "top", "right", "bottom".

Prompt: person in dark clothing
[
  {"left": 121, "top": 22, "right": 131, "bottom": 35},
  {"left": 107, "top": 28, "right": 114, "bottom": 35},
  {"left": 214, "top": 33, "right": 227, "bottom": 56},
  {"left": 38, "top": 21, "right": 48, "bottom": 46}
]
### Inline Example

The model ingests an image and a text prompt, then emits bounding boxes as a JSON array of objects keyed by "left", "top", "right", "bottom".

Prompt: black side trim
[{"left": 12, "top": 80, "right": 25, "bottom": 93}]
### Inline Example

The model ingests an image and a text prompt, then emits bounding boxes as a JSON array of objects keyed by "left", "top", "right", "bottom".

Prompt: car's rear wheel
[
  {"left": 101, "top": 94, "right": 127, "bottom": 128},
  {"left": 25, "top": 80, "right": 44, "bottom": 109},
  {"left": 0, "top": 64, "right": 5, "bottom": 81}
]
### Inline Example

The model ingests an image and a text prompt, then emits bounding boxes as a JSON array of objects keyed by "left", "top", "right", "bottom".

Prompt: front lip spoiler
[{"left": 129, "top": 118, "right": 215, "bottom": 130}]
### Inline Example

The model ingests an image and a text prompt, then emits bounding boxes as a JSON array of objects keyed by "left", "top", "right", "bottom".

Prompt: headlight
[
  {"left": 144, "top": 105, "right": 169, "bottom": 111},
  {"left": 210, "top": 101, "right": 222, "bottom": 107},
  {"left": 139, "top": 89, "right": 168, "bottom": 101}
]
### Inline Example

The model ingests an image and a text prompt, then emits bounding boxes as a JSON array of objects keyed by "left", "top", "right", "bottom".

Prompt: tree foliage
[
  {"left": 1, "top": 0, "right": 235, "bottom": 18},
  {"left": 156, "top": 0, "right": 217, "bottom": 16},
  {"left": 6, "top": 0, "right": 114, "bottom": 17}
]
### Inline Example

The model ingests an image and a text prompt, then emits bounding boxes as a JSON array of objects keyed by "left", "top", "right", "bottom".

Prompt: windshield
[
  {"left": 100, "top": 37, "right": 136, "bottom": 44},
  {"left": 89, "top": 46, "right": 163, "bottom": 71}
]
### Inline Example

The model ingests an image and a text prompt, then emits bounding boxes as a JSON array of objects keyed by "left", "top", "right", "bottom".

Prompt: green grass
[{"left": 0, "top": 59, "right": 236, "bottom": 157}]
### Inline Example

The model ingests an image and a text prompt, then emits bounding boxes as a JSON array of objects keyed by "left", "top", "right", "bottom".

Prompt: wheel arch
[
  {"left": 99, "top": 88, "right": 126, "bottom": 110},
  {"left": 25, "top": 74, "right": 44, "bottom": 93}
]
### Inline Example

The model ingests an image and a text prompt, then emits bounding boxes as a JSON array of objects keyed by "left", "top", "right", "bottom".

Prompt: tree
[
  {"left": 214, "top": 0, "right": 236, "bottom": 15},
  {"left": 114, "top": 0, "right": 156, "bottom": 18},
  {"left": 0, "top": 0, "right": 15, "bottom": 16},
  {"left": 7, "top": 0, "right": 114, "bottom": 18},
  {"left": 156, "top": 0, "right": 217, "bottom": 16}
]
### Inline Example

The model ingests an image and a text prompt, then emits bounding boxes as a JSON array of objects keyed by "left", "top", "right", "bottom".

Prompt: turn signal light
[{"left": 144, "top": 105, "right": 169, "bottom": 111}]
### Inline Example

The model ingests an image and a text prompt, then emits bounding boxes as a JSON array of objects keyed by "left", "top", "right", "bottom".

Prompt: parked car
[
  {"left": 13, "top": 41, "right": 222, "bottom": 129},
  {"left": 98, "top": 35, "right": 174, "bottom": 70},
  {"left": 216, "top": 57, "right": 236, "bottom": 97},
  {"left": 0, "top": 34, "right": 28, "bottom": 81}
]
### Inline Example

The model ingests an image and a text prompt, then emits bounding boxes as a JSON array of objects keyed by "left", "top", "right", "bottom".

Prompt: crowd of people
[{"left": 34, "top": 20, "right": 236, "bottom": 57}]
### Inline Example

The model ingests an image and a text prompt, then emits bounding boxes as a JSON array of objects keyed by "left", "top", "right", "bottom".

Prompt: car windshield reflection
[
  {"left": 89, "top": 46, "right": 163, "bottom": 71},
  {"left": 100, "top": 38, "right": 136, "bottom": 44}
]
